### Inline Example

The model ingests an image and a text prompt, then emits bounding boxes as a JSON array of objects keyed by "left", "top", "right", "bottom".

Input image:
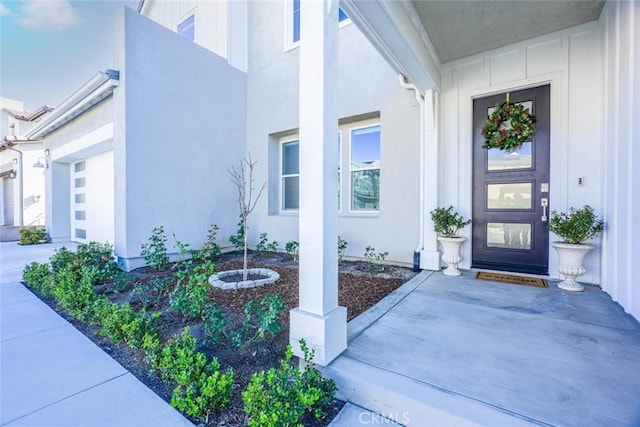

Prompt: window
[
  {"left": 350, "top": 125, "right": 380, "bottom": 211},
  {"left": 290, "top": 0, "right": 349, "bottom": 45},
  {"left": 281, "top": 140, "right": 300, "bottom": 210},
  {"left": 292, "top": 0, "right": 301, "bottom": 44},
  {"left": 277, "top": 118, "right": 380, "bottom": 213},
  {"left": 75, "top": 228, "right": 87, "bottom": 240},
  {"left": 74, "top": 161, "right": 86, "bottom": 173},
  {"left": 177, "top": 14, "right": 195, "bottom": 41}
]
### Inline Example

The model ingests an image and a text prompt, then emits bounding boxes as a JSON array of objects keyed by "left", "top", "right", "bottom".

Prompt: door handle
[{"left": 541, "top": 198, "right": 548, "bottom": 222}]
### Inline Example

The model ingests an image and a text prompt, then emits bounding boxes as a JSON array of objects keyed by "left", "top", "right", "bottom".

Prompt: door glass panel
[
  {"left": 75, "top": 228, "right": 87, "bottom": 239},
  {"left": 487, "top": 183, "right": 532, "bottom": 209},
  {"left": 74, "top": 161, "right": 86, "bottom": 173},
  {"left": 486, "top": 100, "right": 533, "bottom": 171},
  {"left": 486, "top": 223, "right": 531, "bottom": 250},
  {"left": 487, "top": 141, "right": 533, "bottom": 170}
]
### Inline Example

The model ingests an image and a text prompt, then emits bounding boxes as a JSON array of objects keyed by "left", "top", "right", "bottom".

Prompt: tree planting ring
[{"left": 209, "top": 268, "right": 280, "bottom": 290}]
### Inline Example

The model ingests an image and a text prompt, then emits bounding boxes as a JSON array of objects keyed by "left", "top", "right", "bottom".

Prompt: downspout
[{"left": 398, "top": 74, "right": 425, "bottom": 271}]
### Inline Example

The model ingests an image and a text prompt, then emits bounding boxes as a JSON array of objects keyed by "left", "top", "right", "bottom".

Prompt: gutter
[
  {"left": 398, "top": 74, "right": 425, "bottom": 271},
  {"left": 26, "top": 70, "right": 119, "bottom": 139}
]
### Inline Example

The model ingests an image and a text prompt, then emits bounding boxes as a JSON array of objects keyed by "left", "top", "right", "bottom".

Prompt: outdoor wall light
[
  {"left": 44, "top": 148, "right": 50, "bottom": 157},
  {"left": 8, "top": 170, "right": 17, "bottom": 179},
  {"left": 33, "top": 157, "right": 48, "bottom": 169}
]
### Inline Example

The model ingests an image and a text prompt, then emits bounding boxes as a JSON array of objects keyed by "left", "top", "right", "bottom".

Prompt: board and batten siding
[
  {"left": 438, "top": 22, "right": 604, "bottom": 284},
  {"left": 143, "top": 0, "right": 228, "bottom": 60},
  {"left": 600, "top": 1, "right": 640, "bottom": 321}
]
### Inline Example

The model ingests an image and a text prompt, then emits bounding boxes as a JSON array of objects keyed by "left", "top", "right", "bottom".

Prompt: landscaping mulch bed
[{"left": 29, "top": 251, "right": 416, "bottom": 426}]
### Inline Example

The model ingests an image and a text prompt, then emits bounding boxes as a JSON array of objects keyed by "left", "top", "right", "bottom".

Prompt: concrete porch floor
[{"left": 326, "top": 271, "right": 640, "bottom": 426}]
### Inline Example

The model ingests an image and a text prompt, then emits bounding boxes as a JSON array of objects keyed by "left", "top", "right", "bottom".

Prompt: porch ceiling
[{"left": 411, "top": 0, "right": 606, "bottom": 63}]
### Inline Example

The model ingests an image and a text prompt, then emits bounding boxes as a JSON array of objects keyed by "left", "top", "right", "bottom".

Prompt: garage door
[
  {"left": 71, "top": 151, "right": 114, "bottom": 244},
  {"left": 2, "top": 177, "right": 15, "bottom": 226}
]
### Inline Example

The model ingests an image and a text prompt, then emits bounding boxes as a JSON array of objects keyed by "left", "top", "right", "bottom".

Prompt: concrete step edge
[{"left": 325, "top": 355, "right": 544, "bottom": 427}]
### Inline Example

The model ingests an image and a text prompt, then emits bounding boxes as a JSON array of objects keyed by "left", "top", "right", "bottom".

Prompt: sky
[{"left": 0, "top": 0, "right": 139, "bottom": 111}]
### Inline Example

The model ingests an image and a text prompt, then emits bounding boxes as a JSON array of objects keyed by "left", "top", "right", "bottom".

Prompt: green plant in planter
[
  {"left": 549, "top": 205, "right": 604, "bottom": 244},
  {"left": 430, "top": 206, "right": 471, "bottom": 237}
]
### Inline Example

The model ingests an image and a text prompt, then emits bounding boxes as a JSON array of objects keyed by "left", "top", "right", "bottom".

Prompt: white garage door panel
[{"left": 71, "top": 151, "right": 114, "bottom": 244}]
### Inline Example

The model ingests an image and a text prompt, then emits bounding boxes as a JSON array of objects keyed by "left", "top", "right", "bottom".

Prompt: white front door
[{"left": 71, "top": 151, "right": 114, "bottom": 244}]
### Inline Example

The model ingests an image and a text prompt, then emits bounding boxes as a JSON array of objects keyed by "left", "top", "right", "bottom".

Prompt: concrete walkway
[
  {"left": 0, "top": 242, "right": 193, "bottom": 426},
  {"left": 327, "top": 271, "right": 640, "bottom": 426}
]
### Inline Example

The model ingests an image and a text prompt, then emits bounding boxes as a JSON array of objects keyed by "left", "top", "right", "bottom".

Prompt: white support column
[
  {"left": 289, "top": 0, "right": 346, "bottom": 366},
  {"left": 421, "top": 89, "right": 441, "bottom": 270}
]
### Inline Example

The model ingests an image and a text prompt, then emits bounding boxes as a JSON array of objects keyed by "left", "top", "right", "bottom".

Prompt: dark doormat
[{"left": 475, "top": 271, "right": 549, "bottom": 288}]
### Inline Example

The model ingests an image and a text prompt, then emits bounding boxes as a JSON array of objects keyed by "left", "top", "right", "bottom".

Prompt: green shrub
[
  {"left": 53, "top": 267, "right": 97, "bottom": 321},
  {"left": 229, "top": 217, "right": 245, "bottom": 251},
  {"left": 154, "top": 327, "right": 200, "bottom": 382},
  {"left": 18, "top": 226, "right": 48, "bottom": 245},
  {"left": 171, "top": 260, "right": 215, "bottom": 321},
  {"left": 256, "top": 233, "right": 278, "bottom": 257},
  {"left": 549, "top": 205, "right": 605, "bottom": 244},
  {"left": 141, "top": 226, "right": 169, "bottom": 271},
  {"left": 194, "top": 224, "right": 221, "bottom": 261},
  {"left": 150, "top": 328, "right": 234, "bottom": 421},
  {"left": 23, "top": 262, "right": 54, "bottom": 296},
  {"left": 364, "top": 246, "right": 389, "bottom": 270},
  {"left": 430, "top": 206, "right": 471, "bottom": 237},
  {"left": 49, "top": 246, "right": 76, "bottom": 274},
  {"left": 142, "top": 332, "right": 163, "bottom": 369},
  {"left": 338, "top": 236, "right": 348, "bottom": 264},
  {"left": 97, "top": 302, "right": 161, "bottom": 349},
  {"left": 202, "top": 303, "right": 228, "bottom": 345},
  {"left": 242, "top": 340, "right": 337, "bottom": 427},
  {"left": 132, "top": 276, "right": 173, "bottom": 310},
  {"left": 89, "top": 296, "right": 113, "bottom": 325},
  {"left": 75, "top": 242, "right": 120, "bottom": 283},
  {"left": 230, "top": 294, "right": 285, "bottom": 348},
  {"left": 285, "top": 240, "right": 299, "bottom": 263},
  {"left": 151, "top": 276, "right": 174, "bottom": 295},
  {"left": 170, "top": 356, "right": 234, "bottom": 422}
]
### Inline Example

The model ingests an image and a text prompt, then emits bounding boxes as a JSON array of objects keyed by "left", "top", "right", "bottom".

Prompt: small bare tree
[{"left": 228, "top": 153, "right": 266, "bottom": 281}]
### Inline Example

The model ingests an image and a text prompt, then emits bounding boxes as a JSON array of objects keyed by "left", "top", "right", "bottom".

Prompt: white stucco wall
[
  {"left": 113, "top": 8, "right": 246, "bottom": 270},
  {"left": 245, "top": 1, "right": 421, "bottom": 266},
  {"left": 1, "top": 98, "right": 45, "bottom": 228},
  {"left": 19, "top": 147, "right": 46, "bottom": 226},
  {"left": 439, "top": 22, "right": 604, "bottom": 283},
  {"left": 600, "top": 1, "right": 640, "bottom": 320}
]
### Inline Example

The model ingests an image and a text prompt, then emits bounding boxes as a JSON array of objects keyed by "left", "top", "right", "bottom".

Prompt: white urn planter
[
  {"left": 551, "top": 242, "right": 593, "bottom": 292},
  {"left": 437, "top": 236, "right": 466, "bottom": 276}
]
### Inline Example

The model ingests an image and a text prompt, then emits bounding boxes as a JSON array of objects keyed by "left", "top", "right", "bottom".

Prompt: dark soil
[{"left": 30, "top": 251, "right": 416, "bottom": 426}]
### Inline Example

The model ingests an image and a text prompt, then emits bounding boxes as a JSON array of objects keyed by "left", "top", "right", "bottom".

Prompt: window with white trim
[
  {"left": 277, "top": 119, "right": 380, "bottom": 213},
  {"left": 177, "top": 14, "right": 195, "bottom": 41},
  {"left": 287, "top": 0, "right": 349, "bottom": 48},
  {"left": 350, "top": 124, "right": 380, "bottom": 211},
  {"left": 281, "top": 140, "right": 300, "bottom": 210}
]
